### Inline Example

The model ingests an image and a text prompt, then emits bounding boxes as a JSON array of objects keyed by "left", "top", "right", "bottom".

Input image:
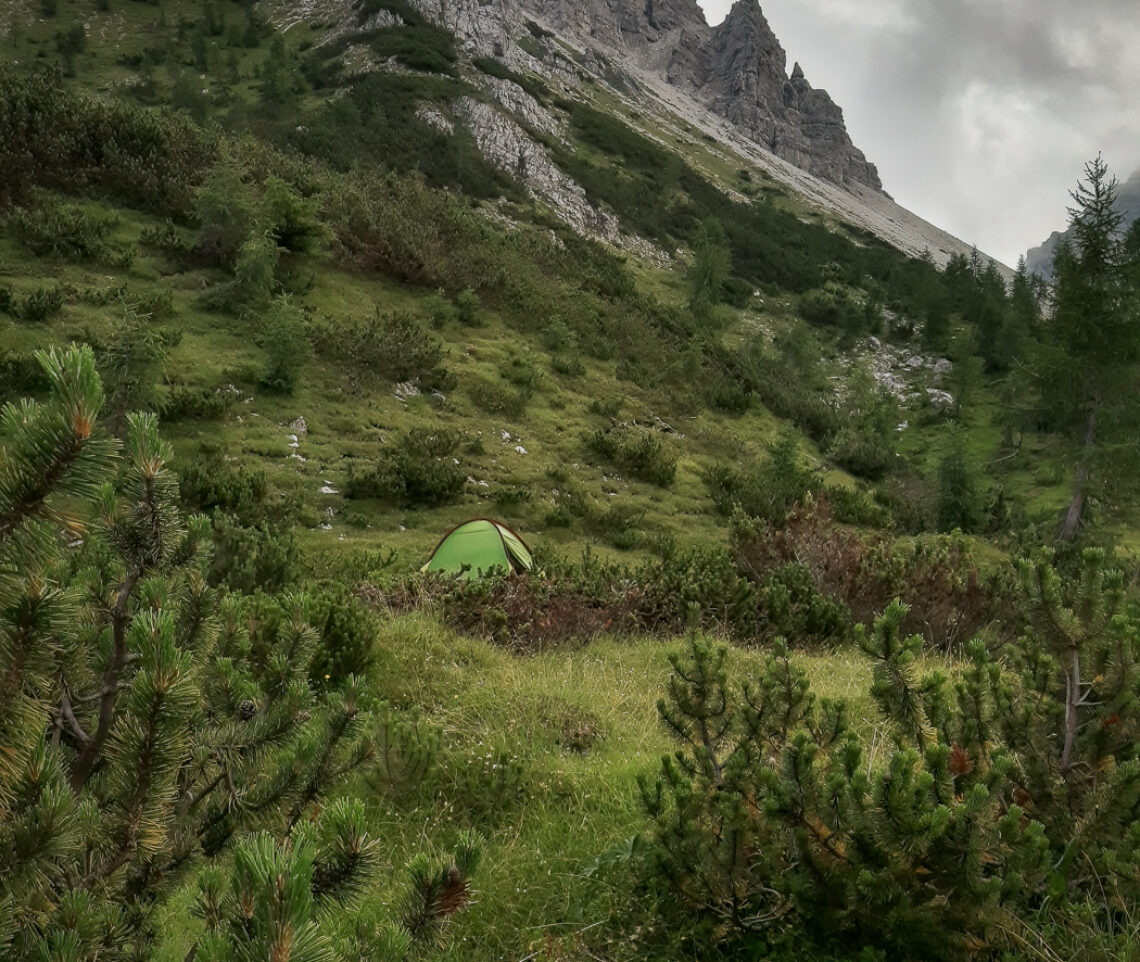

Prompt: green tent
[{"left": 421, "top": 518, "right": 534, "bottom": 578}]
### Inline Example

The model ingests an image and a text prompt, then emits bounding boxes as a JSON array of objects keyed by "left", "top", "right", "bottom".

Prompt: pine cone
[{"left": 238, "top": 699, "right": 256, "bottom": 720}]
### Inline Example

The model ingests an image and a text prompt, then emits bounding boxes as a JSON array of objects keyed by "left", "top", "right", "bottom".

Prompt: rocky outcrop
[
  {"left": 457, "top": 97, "right": 621, "bottom": 241},
  {"left": 451, "top": 0, "right": 882, "bottom": 191},
  {"left": 702, "top": 2, "right": 880, "bottom": 188}
]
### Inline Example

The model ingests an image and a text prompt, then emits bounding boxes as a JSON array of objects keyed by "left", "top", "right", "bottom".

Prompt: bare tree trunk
[
  {"left": 1061, "top": 645, "right": 1081, "bottom": 773},
  {"left": 1060, "top": 406, "right": 1097, "bottom": 542}
]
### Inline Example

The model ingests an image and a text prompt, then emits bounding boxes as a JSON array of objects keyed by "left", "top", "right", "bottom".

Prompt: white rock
[
  {"left": 927, "top": 388, "right": 955, "bottom": 410},
  {"left": 320, "top": 485, "right": 338, "bottom": 495},
  {"left": 514, "top": 445, "right": 528, "bottom": 455}
]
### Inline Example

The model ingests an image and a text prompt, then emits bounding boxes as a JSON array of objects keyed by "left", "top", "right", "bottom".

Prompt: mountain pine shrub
[
  {"left": 0, "top": 346, "right": 465, "bottom": 961},
  {"left": 637, "top": 547, "right": 1140, "bottom": 959}
]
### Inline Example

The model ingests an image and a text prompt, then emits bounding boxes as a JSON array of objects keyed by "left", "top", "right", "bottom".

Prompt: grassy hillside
[{"left": 3, "top": 3, "right": 1140, "bottom": 961}]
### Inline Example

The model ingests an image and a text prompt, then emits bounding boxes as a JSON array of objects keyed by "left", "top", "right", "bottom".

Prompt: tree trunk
[
  {"left": 1060, "top": 406, "right": 1097, "bottom": 542},
  {"left": 1061, "top": 645, "right": 1081, "bottom": 773}
]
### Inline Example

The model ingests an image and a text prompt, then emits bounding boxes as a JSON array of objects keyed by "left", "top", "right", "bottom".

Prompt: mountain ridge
[{"left": 278, "top": 0, "right": 1009, "bottom": 272}]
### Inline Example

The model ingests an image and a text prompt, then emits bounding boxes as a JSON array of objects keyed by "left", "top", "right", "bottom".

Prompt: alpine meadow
[{"left": 3, "top": 1, "right": 1140, "bottom": 960}]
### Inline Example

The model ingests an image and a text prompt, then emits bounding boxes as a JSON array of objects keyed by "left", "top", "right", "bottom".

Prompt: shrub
[
  {"left": 702, "top": 430, "right": 817, "bottom": 522},
  {"left": 306, "top": 584, "right": 379, "bottom": 686},
  {"left": 733, "top": 497, "right": 1006, "bottom": 651},
  {"left": 259, "top": 295, "right": 310, "bottom": 394},
  {"left": 0, "top": 64, "right": 217, "bottom": 215},
  {"left": 179, "top": 444, "right": 270, "bottom": 524},
  {"left": 160, "top": 384, "right": 235, "bottom": 422},
  {"left": 937, "top": 425, "right": 985, "bottom": 533},
  {"left": 12, "top": 285, "right": 65, "bottom": 322},
  {"left": 586, "top": 425, "right": 677, "bottom": 487},
  {"left": 208, "top": 513, "right": 297, "bottom": 593},
  {"left": 635, "top": 550, "right": 1140, "bottom": 960},
  {"left": 828, "top": 368, "right": 898, "bottom": 479},
  {"left": 0, "top": 349, "right": 52, "bottom": 400},
  {"left": 96, "top": 307, "right": 180, "bottom": 430},
  {"left": 758, "top": 562, "right": 852, "bottom": 645},
  {"left": 454, "top": 288, "right": 482, "bottom": 325},
  {"left": 551, "top": 353, "right": 585, "bottom": 377},
  {"left": 308, "top": 308, "right": 454, "bottom": 390},
  {"left": 468, "top": 377, "right": 528, "bottom": 417},
  {"left": 346, "top": 428, "right": 464, "bottom": 507},
  {"left": 7, "top": 201, "right": 127, "bottom": 262}
]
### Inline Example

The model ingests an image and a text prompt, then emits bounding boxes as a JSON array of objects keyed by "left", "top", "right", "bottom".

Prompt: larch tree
[{"left": 1038, "top": 155, "right": 1140, "bottom": 541}]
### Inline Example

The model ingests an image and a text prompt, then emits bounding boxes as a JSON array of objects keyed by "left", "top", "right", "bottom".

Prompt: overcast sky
[{"left": 696, "top": 0, "right": 1140, "bottom": 267}]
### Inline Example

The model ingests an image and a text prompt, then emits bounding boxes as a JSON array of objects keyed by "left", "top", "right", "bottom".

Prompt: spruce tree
[{"left": 1036, "top": 155, "right": 1140, "bottom": 540}]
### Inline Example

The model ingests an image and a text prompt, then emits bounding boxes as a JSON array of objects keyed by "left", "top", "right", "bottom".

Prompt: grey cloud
[{"left": 698, "top": 0, "right": 1140, "bottom": 263}]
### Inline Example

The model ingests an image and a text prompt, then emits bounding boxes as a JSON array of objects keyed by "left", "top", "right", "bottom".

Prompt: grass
[
  {"left": 5, "top": 10, "right": 1140, "bottom": 961},
  {"left": 148, "top": 611, "right": 898, "bottom": 962}
]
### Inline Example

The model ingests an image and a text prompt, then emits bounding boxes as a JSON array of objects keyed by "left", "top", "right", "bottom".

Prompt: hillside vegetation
[{"left": 3, "top": 1, "right": 1140, "bottom": 960}]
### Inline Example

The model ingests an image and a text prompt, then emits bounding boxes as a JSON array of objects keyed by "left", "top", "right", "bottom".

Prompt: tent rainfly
[{"left": 420, "top": 518, "right": 534, "bottom": 578}]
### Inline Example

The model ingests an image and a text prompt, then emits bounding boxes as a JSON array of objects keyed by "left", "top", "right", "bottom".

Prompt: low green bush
[
  {"left": 309, "top": 308, "right": 454, "bottom": 390},
  {"left": 159, "top": 384, "right": 235, "bottom": 422},
  {"left": 306, "top": 583, "right": 380, "bottom": 686},
  {"left": 179, "top": 444, "right": 270, "bottom": 524},
  {"left": 586, "top": 425, "right": 677, "bottom": 487},
  {"left": 7, "top": 201, "right": 131, "bottom": 264},
  {"left": 468, "top": 378, "right": 529, "bottom": 417},
  {"left": 12, "top": 285, "right": 66, "bottom": 322},
  {"left": 208, "top": 513, "right": 298, "bottom": 593},
  {"left": 346, "top": 428, "right": 465, "bottom": 507}
]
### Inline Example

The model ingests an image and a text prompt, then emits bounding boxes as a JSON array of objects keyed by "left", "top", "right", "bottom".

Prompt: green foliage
[
  {"left": 0, "top": 65, "right": 216, "bottom": 215},
  {"left": 7, "top": 201, "right": 132, "bottom": 265},
  {"left": 636, "top": 549, "right": 1140, "bottom": 956},
  {"left": 308, "top": 308, "right": 454, "bottom": 391},
  {"left": 468, "top": 377, "right": 529, "bottom": 417},
  {"left": 346, "top": 428, "right": 464, "bottom": 506},
  {"left": 702, "top": 429, "right": 817, "bottom": 522},
  {"left": 159, "top": 384, "right": 235, "bottom": 422},
  {"left": 0, "top": 351, "right": 405, "bottom": 961},
  {"left": 759, "top": 562, "right": 852, "bottom": 645},
  {"left": 688, "top": 217, "right": 731, "bottom": 317},
  {"left": 1032, "top": 156, "right": 1140, "bottom": 540},
  {"left": 586, "top": 425, "right": 678, "bottom": 487},
  {"left": 95, "top": 305, "right": 180, "bottom": 432},
  {"left": 827, "top": 368, "right": 899, "bottom": 479},
  {"left": 178, "top": 443, "right": 270, "bottom": 523},
  {"left": 209, "top": 513, "right": 297, "bottom": 593},
  {"left": 936, "top": 425, "right": 985, "bottom": 533},
  {"left": 9, "top": 285, "right": 66, "bottom": 322},
  {"left": 734, "top": 498, "right": 1004, "bottom": 652},
  {"left": 306, "top": 583, "right": 380, "bottom": 686},
  {"left": 259, "top": 295, "right": 311, "bottom": 394},
  {"left": 195, "top": 161, "right": 259, "bottom": 266}
]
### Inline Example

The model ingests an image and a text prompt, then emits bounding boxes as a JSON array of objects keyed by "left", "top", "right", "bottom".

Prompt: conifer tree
[
  {"left": 0, "top": 346, "right": 470, "bottom": 961},
  {"left": 1036, "top": 155, "right": 1140, "bottom": 540},
  {"left": 638, "top": 549, "right": 1140, "bottom": 958}
]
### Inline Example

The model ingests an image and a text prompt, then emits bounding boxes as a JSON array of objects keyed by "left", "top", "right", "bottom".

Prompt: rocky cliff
[
  {"left": 502, "top": 0, "right": 880, "bottom": 191},
  {"left": 394, "top": 0, "right": 878, "bottom": 191}
]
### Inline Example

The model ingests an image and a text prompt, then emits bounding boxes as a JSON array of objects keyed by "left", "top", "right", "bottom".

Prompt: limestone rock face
[{"left": 435, "top": 0, "right": 881, "bottom": 191}]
